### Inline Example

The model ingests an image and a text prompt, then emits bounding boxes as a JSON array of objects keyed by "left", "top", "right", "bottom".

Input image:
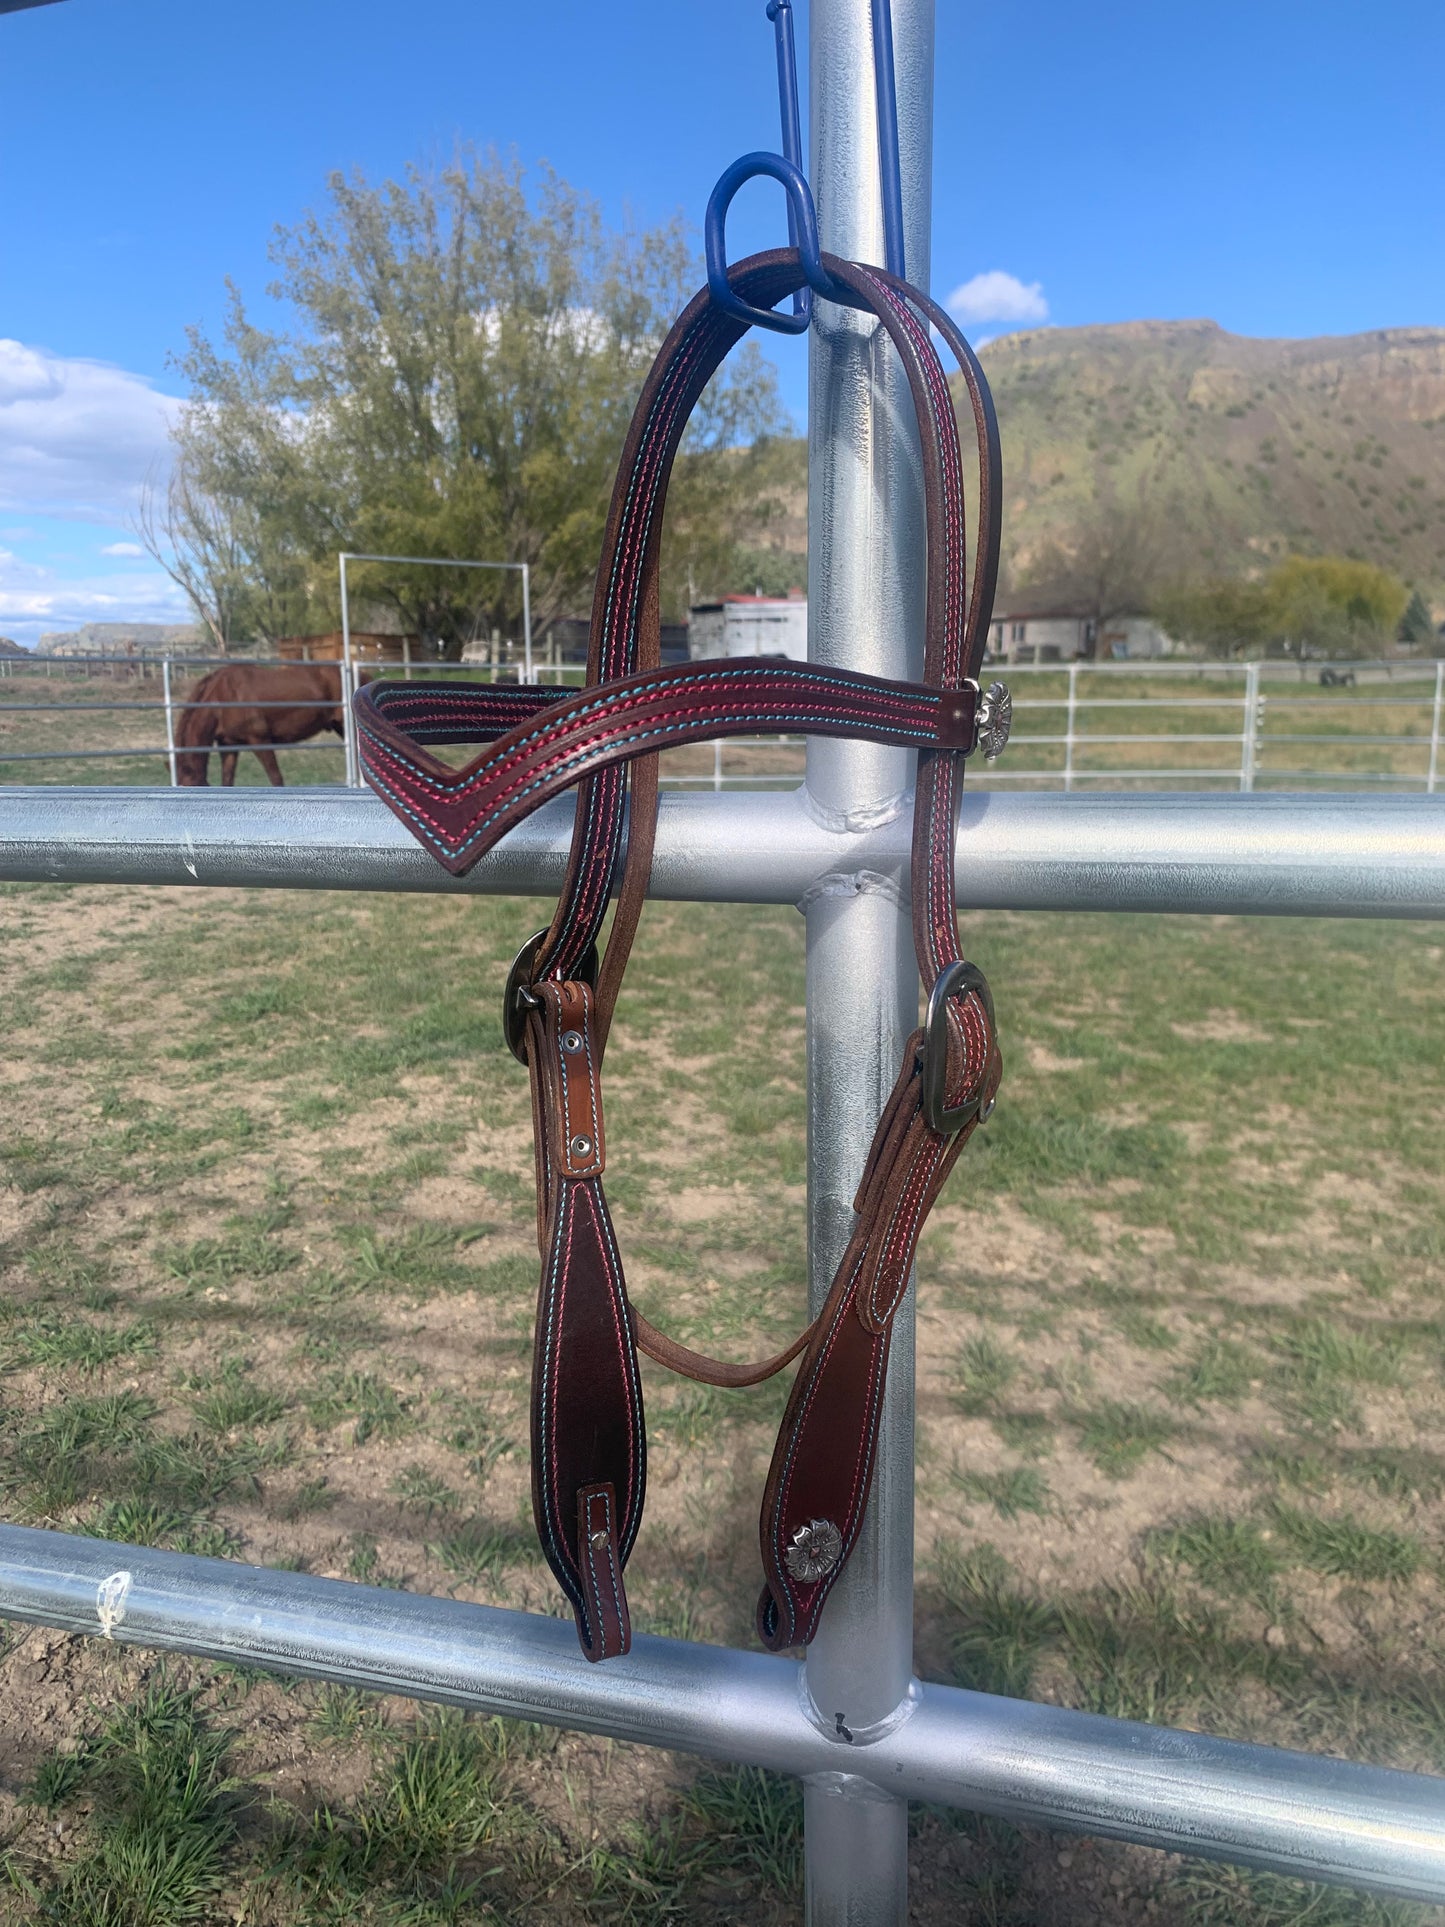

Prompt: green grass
[
  {"left": 951, "top": 1465, "right": 1052, "bottom": 1519},
  {"left": 391, "top": 1465, "right": 462, "bottom": 1520},
  {"left": 1071, "top": 1400, "right": 1179, "bottom": 1478},
  {"left": 7, "top": 1313, "right": 155, "bottom": 1372},
  {"left": 1152, "top": 1515, "right": 1284, "bottom": 1601},
  {"left": 1174, "top": 1862, "right": 1422, "bottom": 1927},
  {"left": 187, "top": 1360, "right": 288, "bottom": 1432},
  {"left": 17, "top": 1671, "right": 240, "bottom": 1926},
  {"left": 430, "top": 1518, "right": 536, "bottom": 1588},
  {"left": 1269, "top": 1505, "right": 1424, "bottom": 1583},
  {"left": 2, "top": 879, "right": 1443, "bottom": 1923},
  {"left": 307, "top": 1370, "right": 415, "bottom": 1445},
  {"left": 953, "top": 1333, "right": 1020, "bottom": 1414},
  {"left": 1169, "top": 1335, "right": 1262, "bottom": 1406},
  {"left": 935, "top": 1542, "right": 1063, "bottom": 1699},
  {"left": 160, "top": 1218, "right": 297, "bottom": 1291}
]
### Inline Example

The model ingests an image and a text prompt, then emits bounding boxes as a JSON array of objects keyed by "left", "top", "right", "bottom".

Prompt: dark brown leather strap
[{"left": 524, "top": 980, "right": 643, "bottom": 1659}]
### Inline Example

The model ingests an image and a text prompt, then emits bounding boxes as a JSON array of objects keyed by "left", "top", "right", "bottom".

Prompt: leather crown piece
[{"left": 354, "top": 249, "right": 1006, "bottom": 1662}]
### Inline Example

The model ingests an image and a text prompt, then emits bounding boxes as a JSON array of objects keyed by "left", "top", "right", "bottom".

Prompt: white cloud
[
  {"left": 101, "top": 540, "right": 145, "bottom": 557},
  {"left": 0, "top": 547, "right": 188, "bottom": 647},
  {"left": 946, "top": 271, "right": 1049, "bottom": 328},
  {"left": 0, "top": 340, "right": 182, "bottom": 520}
]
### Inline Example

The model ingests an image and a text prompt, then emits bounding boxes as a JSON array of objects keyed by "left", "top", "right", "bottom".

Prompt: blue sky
[{"left": 0, "top": 0, "right": 1440, "bottom": 644}]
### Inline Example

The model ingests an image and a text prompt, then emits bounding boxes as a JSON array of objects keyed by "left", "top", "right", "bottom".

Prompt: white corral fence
[{"left": 3, "top": 653, "right": 1442, "bottom": 794}]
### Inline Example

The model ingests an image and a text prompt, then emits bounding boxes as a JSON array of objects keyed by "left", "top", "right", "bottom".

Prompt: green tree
[
  {"left": 1152, "top": 576, "right": 1275, "bottom": 660},
  {"left": 1398, "top": 588, "right": 1436, "bottom": 650},
  {"left": 167, "top": 150, "right": 789, "bottom": 652},
  {"left": 1265, "top": 555, "right": 1407, "bottom": 659},
  {"left": 1154, "top": 554, "right": 1409, "bottom": 661},
  {"left": 1015, "top": 488, "right": 1184, "bottom": 651}
]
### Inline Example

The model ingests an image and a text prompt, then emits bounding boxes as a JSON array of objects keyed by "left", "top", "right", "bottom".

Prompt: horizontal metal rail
[
  {"left": 986, "top": 768, "right": 1441, "bottom": 787},
  {"left": 1, "top": 787, "right": 1443, "bottom": 919},
  {"left": 1009, "top": 696, "right": 1438, "bottom": 710},
  {"left": 0, "top": 1527, "right": 1440, "bottom": 1903},
  {"left": 1013, "top": 696, "right": 1246, "bottom": 710},
  {"left": 986, "top": 767, "right": 1259, "bottom": 782},
  {"left": 0, "top": 742, "right": 343, "bottom": 763},
  {"left": 1012, "top": 733, "right": 1247, "bottom": 746},
  {"left": 0, "top": 699, "right": 353, "bottom": 714}
]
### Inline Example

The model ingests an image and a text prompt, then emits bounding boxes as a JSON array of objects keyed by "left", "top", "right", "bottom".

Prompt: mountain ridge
[{"left": 968, "top": 318, "right": 1445, "bottom": 597}]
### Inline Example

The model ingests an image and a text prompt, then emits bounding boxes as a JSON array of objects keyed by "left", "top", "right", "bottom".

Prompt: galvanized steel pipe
[
  {"left": 801, "top": 0, "right": 935, "bottom": 1916},
  {"left": 0, "top": 787, "right": 1442, "bottom": 920},
  {"left": 0, "top": 1528, "right": 1441, "bottom": 1904}
]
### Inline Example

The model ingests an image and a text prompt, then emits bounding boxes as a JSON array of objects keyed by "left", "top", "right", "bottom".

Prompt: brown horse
[{"left": 174, "top": 663, "right": 372, "bottom": 786}]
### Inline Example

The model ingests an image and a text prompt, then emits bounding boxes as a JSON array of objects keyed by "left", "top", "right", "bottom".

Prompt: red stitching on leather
[
  {"left": 577, "top": 1183, "right": 638, "bottom": 1510},
  {"left": 773, "top": 1259, "right": 884, "bottom": 1620},
  {"left": 360, "top": 673, "right": 942, "bottom": 850},
  {"left": 364, "top": 663, "right": 938, "bottom": 801}
]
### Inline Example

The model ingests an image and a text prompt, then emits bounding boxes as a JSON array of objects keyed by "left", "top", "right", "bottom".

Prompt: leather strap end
[
  {"left": 934, "top": 686, "right": 978, "bottom": 751},
  {"left": 576, "top": 1482, "right": 631, "bottom": 1662}
]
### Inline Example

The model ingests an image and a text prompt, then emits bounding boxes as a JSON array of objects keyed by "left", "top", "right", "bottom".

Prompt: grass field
[{"left": 0, "top": 877, "right": 1442, "bottom": 1924}]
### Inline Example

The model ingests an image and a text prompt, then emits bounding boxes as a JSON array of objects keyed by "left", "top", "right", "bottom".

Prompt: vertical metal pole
[
  {"left": 1241, "top": 660, "right": 1260, "bottom": 793},
  {"left": 803, "top": 3, "right": 931, "bottom": 1922},
  {"left": 521, "top": 565, "right": 534, "bottom": 683},
  {"left": 339, "top": 555, "right": 358, "bottom": 788},
  {"left": 162, "top": 658, "right": 178, "bottom": 788},
  {"left": 1064, "top": 661, "right": 1078, "bottom": 791},
  {"left": 1427, "top": 661, "right": 1443, "bottom": 795},
  {"left": 713, "top": 740, "right": 724, "bottom": 793}
]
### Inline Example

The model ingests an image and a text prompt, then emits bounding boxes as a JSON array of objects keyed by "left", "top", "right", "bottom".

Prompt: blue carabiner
[
  {"left": 871, "top": 0, "right": 906, "bottom": 281},
  {"left": 767, "top": 0, "right": 812, "bottom": 328},
  {"left": 705, "top": 0, "right": 910, "bottom": 330},
  {"left": 705, "top": 152, "right": 820, "bottom": 335}
]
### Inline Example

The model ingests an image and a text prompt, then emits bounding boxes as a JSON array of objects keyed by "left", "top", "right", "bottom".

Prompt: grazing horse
[{"left": 174, "top": 663, "right": 370, "bottom": 786}]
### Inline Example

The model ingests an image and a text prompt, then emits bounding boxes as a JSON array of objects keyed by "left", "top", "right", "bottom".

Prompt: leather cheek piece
[
  {"left": 855, "top": 1120, "right": 966, "bottom": 1337},
  {"left": 843, "top": 1019, "right": 995, "bottom": 1338},
  {"left": 529, "top": 1177, "right": 646, "bottom": 1664},
  {"left": 755, "top": 1294, "right": 893, "bottom": 1652}
]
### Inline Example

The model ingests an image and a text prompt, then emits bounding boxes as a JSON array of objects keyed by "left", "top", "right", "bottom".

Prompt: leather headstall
[{"left": 353, "top": 248, "right": 1008, "bottom": 1661}]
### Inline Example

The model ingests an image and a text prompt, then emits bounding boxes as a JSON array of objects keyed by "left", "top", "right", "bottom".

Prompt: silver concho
[
  {"left": 784, "top": 1518, "right": 844, "bottom": 1584},
  {"left": 976, "top": 680, "right": 1012, "bottom": 762}
]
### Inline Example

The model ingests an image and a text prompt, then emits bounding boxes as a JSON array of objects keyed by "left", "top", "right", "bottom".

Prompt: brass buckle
[
  {"left": 503, "top": 927, "right": 599, "bottom": 1064},
  {"left": 920, "top": 958, "right": 995, "bottom": 1134}
]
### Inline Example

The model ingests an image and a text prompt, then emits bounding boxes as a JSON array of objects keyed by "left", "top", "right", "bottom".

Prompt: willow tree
[{"left": 168, "top": 149, "right": 789, "bottom": 652}]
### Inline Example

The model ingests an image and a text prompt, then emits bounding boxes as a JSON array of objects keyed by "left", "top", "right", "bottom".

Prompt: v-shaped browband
[{"left": 355, "top": 249, "right": 1006, "bottom": 1659}]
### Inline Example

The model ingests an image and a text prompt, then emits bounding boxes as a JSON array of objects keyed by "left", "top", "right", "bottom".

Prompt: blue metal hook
[
  {"left": 704, "top": 0, "right": 814, "bottom": 334},
  {"left": 705, "top": 152, "right": 820, "bottom": 335},
  {"left": 871, "top": 0, "right": 906, "bottom": 280},
  {"left": 766, "top": 0, "right": 812, "bottom": 327},
  {"left": 704, "top": 0, "right": 910, "bottom": 329}
]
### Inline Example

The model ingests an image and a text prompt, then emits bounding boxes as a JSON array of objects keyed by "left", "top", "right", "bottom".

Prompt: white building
[
  {"left": 689, "top": 595, "right": 808, "bottom": 662},
  {"left": 987, "top": 609, "right": 1175, "bottom": 665}
]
